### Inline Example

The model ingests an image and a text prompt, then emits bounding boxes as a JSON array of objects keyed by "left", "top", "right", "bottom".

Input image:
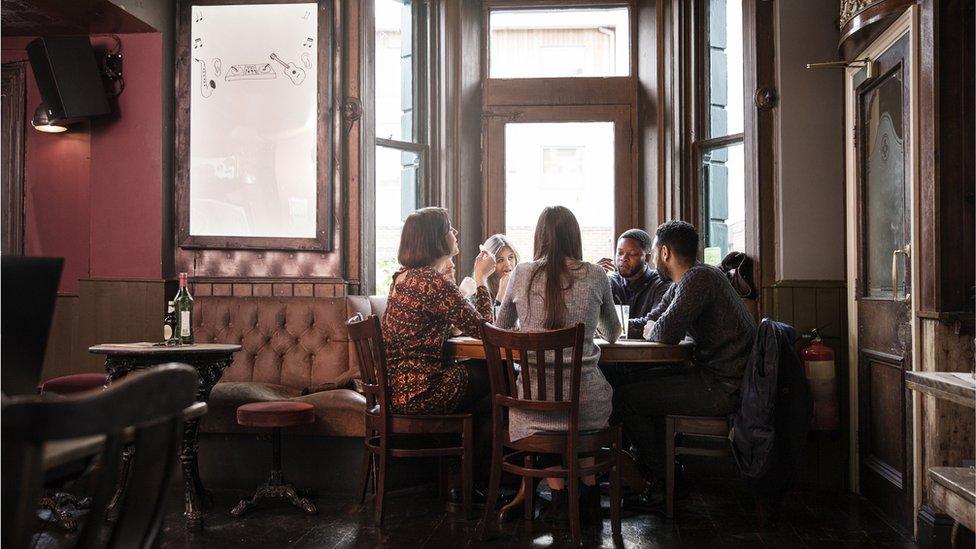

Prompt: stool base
[
  {"left": 230, "top": 477, "right": 316, "bottom": 517},
  {"left": 230, "top": 427, "right": 316, "bottom": 517}
]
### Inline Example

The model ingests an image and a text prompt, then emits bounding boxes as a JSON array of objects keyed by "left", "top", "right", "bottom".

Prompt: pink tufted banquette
[{"left": 193, "top": 296, "right": 387, "bottom": 437}]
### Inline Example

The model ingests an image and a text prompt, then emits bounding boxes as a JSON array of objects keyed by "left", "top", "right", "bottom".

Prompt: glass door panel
[
  {"left": 859, "top": 61, "right": 909, "bottom": 300},
  {"left": 503, "top": 121, "right": 615, "bottom": 261}
]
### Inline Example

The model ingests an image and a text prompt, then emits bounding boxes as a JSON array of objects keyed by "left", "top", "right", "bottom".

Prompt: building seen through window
[{"left": 700, "top": 0, "right": 745, "bottom": 264}]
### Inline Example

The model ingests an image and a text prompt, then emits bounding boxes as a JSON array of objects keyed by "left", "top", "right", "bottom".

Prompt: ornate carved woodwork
[{"left": 838, "top": 0, "right": 914, "bottom": 60}]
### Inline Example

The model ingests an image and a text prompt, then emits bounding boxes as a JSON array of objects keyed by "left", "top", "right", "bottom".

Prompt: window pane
[
  {"left": 375, "top": 146, "right": 419, "bottom": 293},
  {"left": 702, "top": 141, "right": 744, "bottom": 264},
  {"left": 489, "top": 8, "right": 630, "bottom": 78},
  {"left": 504, "top": 122, "right": 615, "bottom": 262},
  {"left": 375, "top": 0, "right": 414, "bottom": 141},
  {"left": 706, "top": 0, "right": 743, "bottom": 137}
]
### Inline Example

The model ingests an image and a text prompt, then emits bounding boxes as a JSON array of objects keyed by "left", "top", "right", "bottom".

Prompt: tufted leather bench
[{"left": 193, "top": 296, "right": 387, "bottom": 437}]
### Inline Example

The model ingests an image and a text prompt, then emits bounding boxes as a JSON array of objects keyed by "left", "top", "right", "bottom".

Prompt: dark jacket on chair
[{"left": 729, "top": 319, "right": 812, "bottom": 496}]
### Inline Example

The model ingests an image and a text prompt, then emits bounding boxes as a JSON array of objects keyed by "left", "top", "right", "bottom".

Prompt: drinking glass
[{"left": 617, "top": 304, "right": 629, "bottom": 339}]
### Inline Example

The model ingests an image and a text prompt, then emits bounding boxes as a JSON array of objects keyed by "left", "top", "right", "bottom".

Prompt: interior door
[
  {"left": 854, "top": 33, "right": 912, "bottom": 526},
  {"left": 482, "top": 105, "right": 633, "bottom": 261}
]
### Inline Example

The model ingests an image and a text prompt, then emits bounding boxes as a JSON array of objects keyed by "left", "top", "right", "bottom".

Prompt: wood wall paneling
[
  {"left": 40, "top": 295, "right": 80, "bottom": 381},
  {"left": 765, "top": 280, "right": 850, "bottom": 489},
  {"left": 77, "top": 279, "right": 171, "bottom": 370}
]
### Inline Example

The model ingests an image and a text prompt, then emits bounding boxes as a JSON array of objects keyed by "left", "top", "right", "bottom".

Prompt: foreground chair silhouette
[{"left": 2, "top": 363, "right": 199, "bottom": 549}]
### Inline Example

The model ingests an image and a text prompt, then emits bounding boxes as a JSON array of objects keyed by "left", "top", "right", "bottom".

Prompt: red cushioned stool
[
  {"left": 38, "top": 373, "right": 107, "bottom": 396},
  {"left": 230, "top": 402, "right": 317, "bottom": 517}
]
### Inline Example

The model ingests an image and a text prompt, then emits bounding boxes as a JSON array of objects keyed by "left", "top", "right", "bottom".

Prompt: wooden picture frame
[{"left": 174, "top": 0, "right": 333, "bottom": 251}]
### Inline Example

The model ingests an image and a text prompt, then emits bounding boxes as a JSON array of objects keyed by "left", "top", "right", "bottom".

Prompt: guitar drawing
[
  {"left": 270, "top": 53, "right": 306, "bottom": 85},
  {"left": 195, "top": 58, "right": 215, "bottom": 98}
]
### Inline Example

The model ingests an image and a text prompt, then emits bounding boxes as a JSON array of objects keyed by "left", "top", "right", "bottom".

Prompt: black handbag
[{"left": 720, "top": 251, "right": 757, "bottom": 300}]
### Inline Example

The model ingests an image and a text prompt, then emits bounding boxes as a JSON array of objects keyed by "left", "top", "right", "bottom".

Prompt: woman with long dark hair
[{"left": 494, "top": 205, "right": 621, "bottom": 524}]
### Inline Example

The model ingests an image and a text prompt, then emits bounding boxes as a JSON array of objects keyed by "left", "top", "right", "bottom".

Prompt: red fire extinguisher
[{"left": 801, "top": 329, "right": 840, "bottom": 431}]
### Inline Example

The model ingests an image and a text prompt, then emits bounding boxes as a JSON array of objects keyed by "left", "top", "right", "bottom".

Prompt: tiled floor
[{"left": 144, "top": 478, "right": 915, "bottom": 548}]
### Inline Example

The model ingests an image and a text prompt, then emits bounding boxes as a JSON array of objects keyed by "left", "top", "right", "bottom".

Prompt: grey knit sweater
[
  {"left": 496, "top": 260, "right": 621, "bottom": 440},
  {"left": 647, "top": 263, "right": 757, "bottom": 393}
]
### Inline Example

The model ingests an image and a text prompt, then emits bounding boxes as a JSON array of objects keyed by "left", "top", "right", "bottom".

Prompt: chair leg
[
  {"left": 610, "top": 428, "right": 622, "bottom": 535},
  {"left": 568, "top": 455, "right": 581, "bottom": 546},
  {"left": 665, "top": 417, "right": 676, "bottom": 519},
  {"left": 523, "top": 455, "right": 535, "bottom": 521},
  {"left": 358, "top": 446, "right": 372, "bottom": 505},
  {"left": 375, "top": 443, "right": 388, "bottom": 526},
  {"left": 480, "top": 426, "right": 504, "bottom": 539},
  {"left": 437, "top": 456, "right": 447, "bottom": 499},
  {"left": 461, "top": 418, "right": 473, "bottom": 520}
]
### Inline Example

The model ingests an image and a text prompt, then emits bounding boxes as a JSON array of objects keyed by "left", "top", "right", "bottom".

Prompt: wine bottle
[
  {"left": 163, "top": 301, "right": 175, "bottom": 341},
  {"left": 173, "top": 273, "right": 194, "bottom": 344}
]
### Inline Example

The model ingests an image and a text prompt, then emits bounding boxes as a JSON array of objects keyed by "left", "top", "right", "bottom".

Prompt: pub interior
[{"left": 1, "top": 0, "right": 974, "bottom": 547}]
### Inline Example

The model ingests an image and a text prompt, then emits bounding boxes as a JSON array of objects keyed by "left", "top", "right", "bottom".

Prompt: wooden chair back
[
  {"left": 2, "top": 363, "right": 198, "bottom": 549},
  {"left": 346, "top": 315, "right": 389, "bottom": 416},
  {"left": 480, "top": 323, "right": 585, "bottom": 430}
]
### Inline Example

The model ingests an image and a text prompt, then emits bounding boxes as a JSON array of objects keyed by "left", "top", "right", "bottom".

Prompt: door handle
[{"left": 891, "top": 244, "right": 910, "bottom": 303}]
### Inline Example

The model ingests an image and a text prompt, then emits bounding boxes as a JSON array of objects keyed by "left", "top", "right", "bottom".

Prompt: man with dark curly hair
[{"left": 614, "top": 220, "right": 757, "bottom": 503}]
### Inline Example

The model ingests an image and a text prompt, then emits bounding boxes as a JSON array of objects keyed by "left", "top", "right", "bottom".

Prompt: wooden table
[
  {"left": 447, "top": 337, "right": 694, "bottom": 364},
  {"left": 906, "top": 371, "right": 976, "bottom": 538},
  {"left": 905, "top": 371, "right": 976, "bottom": 409},
  {"left": 89, "top": 343, "right": 241, "bottom": 529}
]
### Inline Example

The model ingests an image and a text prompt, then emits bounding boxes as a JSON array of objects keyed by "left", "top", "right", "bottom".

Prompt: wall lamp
[{"left": 31, "top": 102, "right": 68, "bottom": 133}]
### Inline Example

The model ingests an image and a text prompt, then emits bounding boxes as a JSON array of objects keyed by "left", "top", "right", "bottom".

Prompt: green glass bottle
[{"left": 173, "top": 272, "right": 194, "bottom": 344}]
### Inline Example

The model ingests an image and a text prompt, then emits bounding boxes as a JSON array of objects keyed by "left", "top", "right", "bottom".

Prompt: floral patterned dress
[{"left": 382, "top": 266, "right": 493, "bottom": 414}]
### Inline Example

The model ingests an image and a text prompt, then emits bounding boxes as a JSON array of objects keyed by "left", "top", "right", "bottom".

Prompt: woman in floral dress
[{"left": 382, "top": 207, "right": 495, "bottom": 415}]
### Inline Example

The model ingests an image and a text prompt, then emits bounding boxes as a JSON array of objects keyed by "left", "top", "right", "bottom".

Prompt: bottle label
[
  {"left": 164, "top": 325, "right": 173, "bottom": 340},
  {"left": 180, "top": 311, "right": 191, "bottom": 337}
]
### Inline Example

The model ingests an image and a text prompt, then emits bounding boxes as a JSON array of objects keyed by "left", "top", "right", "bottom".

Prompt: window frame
[
  {"left": 174, "top": 0, "right": 335, "bottom": 252},
  {"left": 680, "top": 0, "right": 771, "bottom": 290},
  {"left": 684, "top": 0, "right": 746, "bottom": 262},
  {"left": 481, "top": 0, "right": 639, "bottom": 252},
  {"left": 362, "top": 0, "right": 432, "bottom": 294}
]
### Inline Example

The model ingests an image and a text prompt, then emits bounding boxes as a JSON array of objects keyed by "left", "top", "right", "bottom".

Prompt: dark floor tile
[{"left": 139, "top": 480, "right": 917, "bottom": 549}]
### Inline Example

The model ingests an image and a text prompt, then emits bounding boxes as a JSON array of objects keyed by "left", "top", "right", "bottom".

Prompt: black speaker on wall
[{"left": 26, "top": 36, "right": 111, "bottom": 124}]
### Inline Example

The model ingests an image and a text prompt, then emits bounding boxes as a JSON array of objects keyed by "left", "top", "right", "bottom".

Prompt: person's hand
[
  {"left": 643, "top": 320, "right": 656, "bottom": 340},
  {"left": 473, "top": 250, "right": 495, "bottom": 286},
  {"left": 597, "top": 258, "right": 616, "bottom": 273},
  {"left": 495, "top": 272, "right": 511, "bottom": 302}
]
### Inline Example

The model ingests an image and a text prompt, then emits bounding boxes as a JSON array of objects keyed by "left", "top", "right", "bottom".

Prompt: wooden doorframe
[
  {"left": 843, "top": 4, "right": 920, "bottom": 530},
  {"left": 1, "top": 62, "right": 26, "bottom": 256}
]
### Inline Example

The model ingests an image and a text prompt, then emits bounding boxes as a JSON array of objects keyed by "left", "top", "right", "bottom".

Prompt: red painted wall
[
  {"left": 2, "top": 33, "right": 162, "bottom": 293},
  {"left": 89, "top": 33, "right": 162, "bottom": 280}
]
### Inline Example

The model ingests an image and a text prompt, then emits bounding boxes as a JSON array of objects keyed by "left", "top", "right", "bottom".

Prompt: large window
[
  {"left": 371, "top": 0, "right": 426, "bottom": 293},
  {"left": 693, "top": 0, "right": 745, "bottom": 265},
  {"left": 483, "top": 4, "right": 636, "bottom": 262}
]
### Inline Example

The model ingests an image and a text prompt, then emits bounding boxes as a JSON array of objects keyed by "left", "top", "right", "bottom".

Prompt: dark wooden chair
[
  {"left": 480, "top": 323, "right": 622, "bottom": 546},
  {"left": 346, "top": 314, "right": 473, "bottom": 525},
  {"left": 2, "top": 363, "right": 198, "bottom": 549},
  {"left": 664, "top": 415, "right": 731, "bottom": 518}
]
